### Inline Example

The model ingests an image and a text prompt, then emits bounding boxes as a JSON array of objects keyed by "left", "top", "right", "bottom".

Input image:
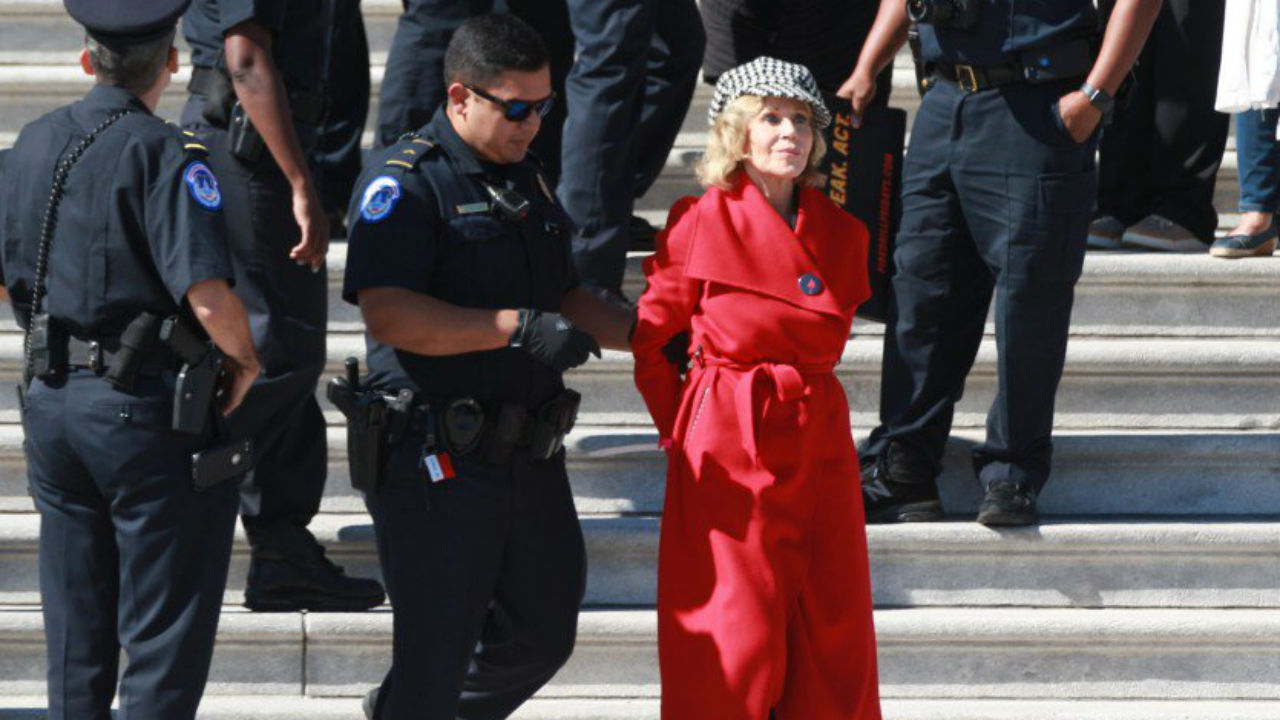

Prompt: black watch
[{"left": 1079, "top": 82, "right": 1114, "bottom": 115}]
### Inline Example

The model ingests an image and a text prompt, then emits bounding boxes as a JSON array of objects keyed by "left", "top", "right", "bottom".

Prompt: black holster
[
  {"left": 527, "top": 389, "right": 581, "bottom": 461},
  {"left": 327, "top": 361, "right": 415, "bottom": 494},
  {"left": 191, "top": 64, "right": 327, "bottom": 166},
  {"left": 106, "top": 312, "right": 164, "bottom": 392}
]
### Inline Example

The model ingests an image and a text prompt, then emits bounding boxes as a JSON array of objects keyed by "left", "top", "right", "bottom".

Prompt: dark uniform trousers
[
  {"left": 198, "top": 128, "right": 330, "bottom": 542},
  {"left": 26, "top": 370, "right": 239, "bottom": 720},
  {"left": 864, "top": 77, "right": 1097, "bottom": 493},
  {"left": 366, "top": 440, "right": 586, "bottom": 719},
  {"left": 315, "top": 0, "right": 371, "bottom": 216},
  {"left": 559, "top": 0, "right": 705, "bottom": 292},
  {"left": 1096, "top": 0, "right": 1229, "bottom": 243}
]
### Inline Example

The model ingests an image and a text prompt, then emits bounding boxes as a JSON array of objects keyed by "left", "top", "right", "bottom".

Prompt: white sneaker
[
  {"left": 1087, "top": 216, "right": 1125, "bottom": 250},
  {"left": 1121, "top": 214, "right": 1205, "bottom": 252}
]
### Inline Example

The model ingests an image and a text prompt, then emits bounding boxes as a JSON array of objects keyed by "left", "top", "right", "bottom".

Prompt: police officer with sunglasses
[{"left": 343, "top": 14, "right": 633, "bottom": 719}]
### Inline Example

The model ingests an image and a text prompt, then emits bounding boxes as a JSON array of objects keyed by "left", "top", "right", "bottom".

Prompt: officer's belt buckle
[
  {"left": 956, "top": 64, "right": 980, "bottom": 93},
  {"left": 87, "top": 341, "right": 104, "bottom": 375}
]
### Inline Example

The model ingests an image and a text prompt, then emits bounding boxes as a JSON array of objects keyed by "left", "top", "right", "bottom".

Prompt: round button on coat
[{"left": 799, "top": 273, "right": 824, "bottom": 296}]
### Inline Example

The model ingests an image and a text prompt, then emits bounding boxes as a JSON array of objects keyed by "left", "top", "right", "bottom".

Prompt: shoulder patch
[
  {"left": 359, "top": 175, "right": 403, "bottom": 223},
  {"left": 384, "top": 137, "right": 436, "bottom": 170},
  {"left": 183, "top": 161, "right": 222, "bottom": 210}
]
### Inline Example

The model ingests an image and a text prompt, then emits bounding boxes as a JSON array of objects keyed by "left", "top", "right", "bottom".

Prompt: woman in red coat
[{"left": 632, "top": 57, "right": 882, "bottom": 720}]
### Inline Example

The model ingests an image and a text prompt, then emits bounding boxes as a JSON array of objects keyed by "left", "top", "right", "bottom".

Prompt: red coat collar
[{"left": 683, "top": 174, "right": 869, "bottom": 319}]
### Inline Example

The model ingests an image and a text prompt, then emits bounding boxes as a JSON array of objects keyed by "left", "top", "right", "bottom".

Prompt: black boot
[
  {"left": 976, "top": 479, "right": 1039, "bottom": 526},
  {"left": 362, "top": 686, "right": 380, "bottom": 720},
  {"left": 860, "top": 441, "right": 943, "bottom": 523},
  {"left": 244, "top": 524, "right": 385, "bottom": 612}
]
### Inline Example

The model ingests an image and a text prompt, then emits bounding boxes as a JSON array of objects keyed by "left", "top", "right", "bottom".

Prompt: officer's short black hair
[
  {"left": 444, "top": 14, "right": 549, "bottom": 88},
  {"left": 85, "top": 29, "right": 175, "bottom": 96}
]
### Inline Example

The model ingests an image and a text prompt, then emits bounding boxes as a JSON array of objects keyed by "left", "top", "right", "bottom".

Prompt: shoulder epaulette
[
  {"left": 173, "top": 126, "right": 209, "bottom": 157},
  {"left": 384, "top": 135, "right": 437, "bottom": 171}
]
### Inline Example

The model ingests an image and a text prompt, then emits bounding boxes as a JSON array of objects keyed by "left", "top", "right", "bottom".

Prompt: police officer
[
  {"left": 182, "top": 0, "right": 386, "bottom": 609},
  {"left": 0, "top": 2, "right": 262, "bottom": 717},
  {"left": 559, "top": 0, "right": 705, "bottom": 294},
  {"left": 374, "top": 0, "right": 574, "bottom": 183},
  {"left": 343, "top": 15, "right": 632, "bottom": 718},
  {"left": 839, "top": 0, "right": 1162, "bottom": 525}
]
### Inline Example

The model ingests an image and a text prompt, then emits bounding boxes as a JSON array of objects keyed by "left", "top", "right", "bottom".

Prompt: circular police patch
[
  {"left": 360, "top": 176, "right": 402, "bottom": 223},
  {"left": 183, "top": 161, "right": 222, "bottom": 210}
]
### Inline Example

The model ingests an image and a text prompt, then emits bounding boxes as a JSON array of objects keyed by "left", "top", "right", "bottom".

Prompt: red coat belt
[{"left": 700, "top": 355, "right": 836, "bottom": 462}]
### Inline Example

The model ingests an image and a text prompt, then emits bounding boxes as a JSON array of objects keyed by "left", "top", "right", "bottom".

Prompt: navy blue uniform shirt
[
  {"left": 0, "top": 84, "right": 233, "bottom": 337},
  {"left": 184, "top": 0, "right": 326, "bottom": 94},
  {"left": 920, "top": 0, "right": 1099, "bottom": 66},
  {"left": 343, "top": 108, "right": 579, "bottom": 409}
]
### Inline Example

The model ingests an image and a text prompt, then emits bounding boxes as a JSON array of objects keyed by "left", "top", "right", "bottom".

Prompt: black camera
[{"left": 906, "top": 0, "right": 979, "bottom": 30}]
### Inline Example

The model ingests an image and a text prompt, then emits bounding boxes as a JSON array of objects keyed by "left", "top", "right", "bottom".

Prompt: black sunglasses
[{"left": 465, "top": 84, "right": 556, "bottom": 122}]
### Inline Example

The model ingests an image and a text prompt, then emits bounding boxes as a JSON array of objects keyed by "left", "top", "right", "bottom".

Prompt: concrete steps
[
  {"left": 1, "top": 2, "right": 1277, "bottom": 717},
  {"left": 2, "top": 516, "right": 1279, "bottom": 609},
  {"left": 0, "top": 334, "right": 1277, "bottom": 427},
  {"left": 3, "top": 607, "right": 1280, "bottom": 701},
  {"left": 0, "top": 426, "right": 1278, "bottom": 518},
  {"left": 5, "top": 248, "right": 1279, "bottom": 340},
  {"left": 3, "top": 699, "right": 1279, "bottom": 720}
]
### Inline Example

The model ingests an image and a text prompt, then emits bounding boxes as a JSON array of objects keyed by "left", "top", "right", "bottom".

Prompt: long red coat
[{"left": 633, "top": 175, "right": 882, "bottom": 720}]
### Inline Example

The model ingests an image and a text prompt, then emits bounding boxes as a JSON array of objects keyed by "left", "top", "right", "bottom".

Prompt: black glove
[
  {"left": 661, "top": 331, "right": 692, "bottom": 376},
  {"left": 509, "top": 309, "right": 602, "bottom": 372}
]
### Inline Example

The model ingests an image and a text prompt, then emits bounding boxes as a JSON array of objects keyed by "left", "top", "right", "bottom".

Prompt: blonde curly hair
[{"left": 696, "top": 95, "right": 827, "bottom": 190}]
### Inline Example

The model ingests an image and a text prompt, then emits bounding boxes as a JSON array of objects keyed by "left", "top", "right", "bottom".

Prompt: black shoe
[
  {"left": 860, "top": 442, "right": 943, "bottom": 523},
  {"left": 362, "top": 687, "right": 379, "bottom": 719},
  {"left": 629, "top": 215, "right": 659, "bottom": 252},
  {"left": 243, "top": 527, "right": 386, "bottom": 612},
  {"left": 976, "top": 480, "right": 1039, "bottom": 526}
]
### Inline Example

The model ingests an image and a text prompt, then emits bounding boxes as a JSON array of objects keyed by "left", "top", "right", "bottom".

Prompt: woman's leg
[
  {"left": 1230, "top": 109, "right": 1280, "bottom": 236},
  {"left": 776, "top": 458, "right": 882, "bottom": 720},
  {"left": 658, "top": 453, "right": 807, "bottom": 720}
]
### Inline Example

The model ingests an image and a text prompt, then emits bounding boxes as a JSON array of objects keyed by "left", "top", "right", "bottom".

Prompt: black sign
[{"left": 817, "top": 95, "right": 906, "bottom": 323}]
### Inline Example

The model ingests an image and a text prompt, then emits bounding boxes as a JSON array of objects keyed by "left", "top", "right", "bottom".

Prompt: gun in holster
[
  {"left": 191, "top": 63, "right": 327, "bottom": 165},
  {"left": 160, "top": 316, "right": 226, "bottom": 436},
  {"left": 527, "top": 389, "right": 580, "bottom": 461},
  {"left": 228, "top": 102, "right": 267, "bottom": 165},
  {"left": 104, "top": 312, "right": 165, "bottom": 392},
  {"left": 327, "top": 358, "right": 414, "bottom": 494}
]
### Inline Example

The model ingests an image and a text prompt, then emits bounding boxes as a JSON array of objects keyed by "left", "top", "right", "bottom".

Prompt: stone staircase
[{"left": 1, "top": 1, "right": 1278, "bottom": 718}]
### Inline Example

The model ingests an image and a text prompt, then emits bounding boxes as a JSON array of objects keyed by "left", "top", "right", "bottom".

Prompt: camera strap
[{"left": 23, "top": 108, "right": 135, "bottom": 388}]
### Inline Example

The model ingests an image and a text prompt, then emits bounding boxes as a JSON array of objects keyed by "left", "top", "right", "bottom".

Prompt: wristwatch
[{"left": 1079, "top": 82, "right": 1115, "bottom": 116}]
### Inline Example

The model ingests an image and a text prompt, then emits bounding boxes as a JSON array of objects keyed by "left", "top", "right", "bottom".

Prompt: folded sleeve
[{"left": 631, "top": 196, "right": 702, "bottom": 444}]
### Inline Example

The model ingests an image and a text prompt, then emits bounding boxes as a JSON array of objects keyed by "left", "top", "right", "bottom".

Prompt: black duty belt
[
  {"left": 189, "top": 66, "right": 327, "bottom": 126},
  {"left": 931, "top": 37, "right": 1095, "bottom": 93},
  {"left": 65, "top": 336, "right": 178, "bottom": 375},
  {"left": 421, "top": 390, "right": 582, "bottom": 465}
]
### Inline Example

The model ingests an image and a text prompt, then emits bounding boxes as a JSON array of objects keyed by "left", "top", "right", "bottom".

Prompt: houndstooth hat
[{"left": 708, "top": 56, "right": 832, "bottom": 129}]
